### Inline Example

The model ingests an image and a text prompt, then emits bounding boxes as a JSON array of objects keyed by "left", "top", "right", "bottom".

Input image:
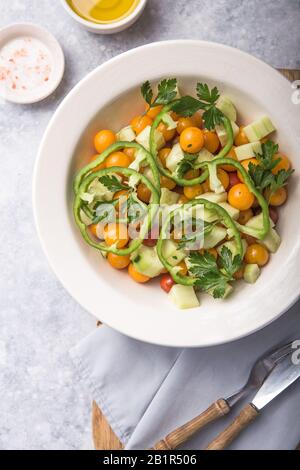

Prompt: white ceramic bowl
[
  {"left": 60, "top": 0, "right": 147, "bottom": 34},
  {"left": 33, "top": 40, "right": 300, "bottom": 347},
  {"left": 0, "top": 23, "right": 64, "bottom": 104}
]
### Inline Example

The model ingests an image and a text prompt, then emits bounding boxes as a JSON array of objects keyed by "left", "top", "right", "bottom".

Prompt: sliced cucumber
[
  {"left": 203, "top": 226, "right": 227, "bottom": 249},
  {"left": 243, "top": 116, "right": 276, "bottom": 142},
  {"left": 196, "top": 148, "right": 214, "bottom": 163},
  {"left": 235, "top": 141, "right": 262, "bottom": 161},
  {"left": 168, "top": 284, "right": 200, "bottom": 309},
  {"left": 161, "top": 113, "right": 177, "bottom": 130},
  {"left": 129, "top": 149, "right": 146, "bottom": 171},
  {"left": 217, "top": 239, "right": 248, "bottom": 258},
  {"left": 246, "top": 213, "right": 275, "bottom": 230},
  {"left": 244, "top": 264, "right": 261, "bottom": 284},
  {"left": 166, "top": 143, "right": 185, "bottom": 173},
  {"left": 218, "top": 202, "right": 240, "bottom": 221},
  {"left": 136, "top": 125, "right": 165, "bottom": 151},
  {"left": 216, "top": 120, "right": 239, "bottom": 147},
  {"left": 160, "top": 188, "right": 180, "bottom": 205},
  {"left": 208, "top": 283, "right": 233, "bottom": 299},
  {"left": 162, "top": 239, "right": 187, "bottom": 266},
  {"left": 116, "top": 125, "right": 136, "bottom": 142},
  {"left": 131, "top": 246, "right": 164, "bottom": 278},
  {"left": 217, "top": 96, "right": 237, "bottom": 122},
  {"left": 196, "top": 192, "right": 228, "bottom": 203},
  {"left": 143, "top": 166, "right": 155, "bottom": 184},
  {"left": 258, "top": 227, "right": 281, "bottom": 253}
]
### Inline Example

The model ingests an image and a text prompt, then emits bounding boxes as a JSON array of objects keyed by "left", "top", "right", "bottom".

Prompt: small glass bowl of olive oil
[{"left": 61, "top": 0, "right": 147, "bottom": 34}]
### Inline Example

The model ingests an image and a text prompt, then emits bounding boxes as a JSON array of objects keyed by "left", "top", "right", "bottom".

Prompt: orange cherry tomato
[
  {"left": 123, "top": 147, "right": 136, "bottom": 159},
  {"left": 203, "top": 130, "right": 220, "bottom": 153},
  {"left": 272, "top": 154, "right": 291, "bottom": 174},
  {"left": 234, "top": 126, "right": 249, "bottom": 146},
  {"left": 238, "top": 208, "right": 254, "bottom": 225},
  {"left": 137, "top": 183, "right": 152, "bottom": 203},
  {"left": 184, "top": 184, "right": 203, "bottom": 200},
  {"left": 228, "top": 183, "right": 255, "bottom": 210},
  {"left": 237, "top": 158, "right": 259, "bottom": 181},
  {"left": 146, "top": 104, "right": 163, "bottom": 119},
  {"left": 128, "top": 263, "right": 150, "bottom": 283},
  {"left": 178, "top": 194, "right": 189, "bottom": 204},
  {"left": 245, "top": 244, "right": 269, "bottom": 266},
  {"left": 113, "top": 190, "right": 129, "bottom": 212},
  {"left": 157, "top": 122, "right": 176, "bottom": 142},
  {"left": 268, "top": 187, "right": 287, "bottom": 206},
  {"left": 228, "top": 172, "right": 240, "bottom": 189},
  {"left": 131, "top": 115, "right": 153, "bottom": 135},
  {"left": 217, "top": 169, "right": 230, "bottom": 190},
  {"left": 107, "top": 252, "right": 131, "bottom": 270},
  {"left": 160, "top": 175, "right": 177, "bottom": 190},
  {"left": 177, "top": 261, "right": 188, "bottom": 276},
  {"left": 199, "top": 248, "right": 218, "bottom": 260},
  {"left": 158, "top": 147, "right": 171, "bottom": 168},
  {"left": 233, "top": 264, "right": 245, "bottom": 280},
  {"left": 191, "top": 112, "right": 203, "bottom": 128},
  {"left": 103, "top": 223, "right": 129, "bottom": 248},
  {"left": 160, "top": 274, "right": 175, "bottom": 293},
  {"left": 105, "top": 151, "right": 132, "bottom": 169},
  {"left": 94, "top": 130, "right": 116, "bottom": 154},
  {"left": 180, "top": 127, "right": 204, "bottom": 153},
  {"left": 89, "top": 223, "right": 99, "bottom": 238},
  {"left": 176, "top": 117, "right": 195, "bottom": 135},
  {"left": 202, "top": 179, "right": 210, "bottom": 193},
  {"left": 221, "top": 147, "right": 238, "bottom": 172}
]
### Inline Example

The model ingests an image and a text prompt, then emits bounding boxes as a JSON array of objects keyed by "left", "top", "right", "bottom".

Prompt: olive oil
[{"left": 67, "top": 0, "right": 140, "bottom": 24}]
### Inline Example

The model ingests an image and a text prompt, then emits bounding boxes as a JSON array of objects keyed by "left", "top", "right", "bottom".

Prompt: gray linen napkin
[{"left": 71, "top": 302, "right": 300, "bottom": 450}]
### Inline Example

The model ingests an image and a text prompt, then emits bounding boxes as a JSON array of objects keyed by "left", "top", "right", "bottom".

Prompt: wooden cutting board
[{"left": 92, "top": 69, "right": 300, "bottom": 451}]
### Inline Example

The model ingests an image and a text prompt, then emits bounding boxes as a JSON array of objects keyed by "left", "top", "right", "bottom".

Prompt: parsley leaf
[
  {"left": 141, "top": 81, "right": 153, "bottom": 106},
  {"left": 177, "top": 221, "right": 215, "bottom": 249},
  {"left": 99, "top": 175, "right": 128, "bottom": 193},
  {"left": 188, "top": 246, "right": 241, "bottom": 299},
  {"left": 171, "top": 96, "right": 203, "bottom": 117},
  {"left": 176, "top": 152, "right": 198, "bottom": 178},
  {"left": 248, "top": 140, "right": 294, "bottom": 195},
  {"left": 196, "top": 83, "right": 223, "bottom": 130}
]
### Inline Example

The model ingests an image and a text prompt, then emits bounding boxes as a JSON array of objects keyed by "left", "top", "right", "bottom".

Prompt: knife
[{"left": 206, "top": 353, "right": 300, "bottom": 450}]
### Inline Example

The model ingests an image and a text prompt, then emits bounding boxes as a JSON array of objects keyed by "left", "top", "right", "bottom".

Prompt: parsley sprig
[
  {"left": 99, "top": 175, "right": 129, "bottom": 193},
  {"left": 248, "top": 141, "right": 294, "bottom": 196},
  {"left": 176, "top": 152, "right": 199, "bottom": 178},
  {"left": 171, "top": 83, "right": 224, "bottom": 130},
  {"left": 188, "top": 247, "right": 242, "bottom": 298},
  {"left": 141, "top": 79, "right": 178, "bottom": 107},
  {"left": 177, "top": 221, "right": 216, "bottom": 249}
]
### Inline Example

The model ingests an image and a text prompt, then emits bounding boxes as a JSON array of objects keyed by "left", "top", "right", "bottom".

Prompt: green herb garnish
[
  {"left": 98, "top": 175, "right": 128, "bottom": 193},
  {"left": 141, "top": 78, "right": 178, "bottom": 108},
  {"left": 177, "top": 221, "right": 215, "bottom": 249}
]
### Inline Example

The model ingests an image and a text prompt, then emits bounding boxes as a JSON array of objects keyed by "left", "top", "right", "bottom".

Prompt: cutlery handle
[
  {"left": 205, "top": 403, "right": 259, "bottom": 450},
  {"left": 152, "top": 399, "right": 230, "bottom": 450}
]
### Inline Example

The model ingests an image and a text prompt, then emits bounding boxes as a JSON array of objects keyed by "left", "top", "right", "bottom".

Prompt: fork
[{"left": 152, "top": 341, "right": 293, "bottom": 450}]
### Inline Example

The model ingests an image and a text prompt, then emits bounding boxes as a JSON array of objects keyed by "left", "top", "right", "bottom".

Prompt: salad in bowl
[{"left": 73, "top": 78, "right": 293, "bottom": 310}]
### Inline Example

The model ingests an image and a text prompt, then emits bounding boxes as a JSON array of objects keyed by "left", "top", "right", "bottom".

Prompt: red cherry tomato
[
  {"left": 228, "top": 172, "right": 240, "bottom": 189},
  {"left": 160, "top": 274, "right": 175, "bottom": 293},
  {"left": 269, "top": 207, "right": 279, "bottom": 225}
]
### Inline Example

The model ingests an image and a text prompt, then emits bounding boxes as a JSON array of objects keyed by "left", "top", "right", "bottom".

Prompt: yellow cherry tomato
[
  {"left": 90, "top": 154, "right": 106, "bottom": 172},
  {"left": 184, "top": 168, "right": 200, "bottom": 180},
  {"left": 238, "top": 208, "right": 254, "bottom": 225},
  {"left": 131, "top": 115, "right": 153, "bottom": 135},
  {"left": 128, "top": 263, "right": 150, "bottom": 283},
  {"left": 245, "top": 244, "right": 269, "bottom": 266},
  {"left": 177, "top": 261, "right": 188, "bottom": 276},
  {"left": 221, "top": 147, "right": 238, "bottom": 172},
  {"left": 272, "top": 153, "right": 291, "bottom": 174},
  {"left": 199, "top": 248, "right": 218, "bottom": 260},
  {"left": 146, "top": 104, "right": 163, "bottom": 119},
  {"left": 184, "top": 184, "right": 203, "bottom": 200},
  {"left": 178, "top": 194, "right": 189, "bottom": 204},
  {"left": 103, "top": 223, "right": 129, "bottom": 248},
  {"left": 228, "top": 183, "right": 255, "bottom": 210},
  {"left": 157, "top": 122, "right": 176, "bottom": 142},
  {"left": 158, "top": 147, "right": 171, "bottom": 168},
  {"left": 113, "top": 190, "right": 129, "bottom": 212},
  {"left": 137, "top": 183, "right": 152, "bottom": 203},
  {"left": 217, "top": 169, "right": 230, "bottom": 190},
  {"left": 94, "top": 130, "right": 116, "bottom": 154},
  {"left": 203, "top": 130, "right": 220, "bottom": 153},
  {"left": 202, "top": 179, "right": 210, "bottom": 193},
  {"left": 160, "top": 175, "right": 177, "bottom": 190},
  {"left": 89, "top": 223, "right": 99, "bottom": 238},
  {"left": 180, "top": 127, "right": 204, "bottom": 153},
  {"left": 191, "top": 112, "right": 203, "bottom": 128},
  {"left": 107, "top": 252, "right": 131, "bottom": 270},
  {"left": 123, "top": 147, "right": 136, "bottom": 159},
  {"left": 234, "top": 126, "right": 249, "bottom": 146},
  {"left": 176, "top": 117, "right": 195, "bottom": 135},
  {"left": 268, "top": 187, "right": 288, "bottom": 206},
  {"left": 105, "top": 151, "right": 132, "bottom": 169},
  {"left": 237, "top": 158, "right": 259, "bottom": 181}
]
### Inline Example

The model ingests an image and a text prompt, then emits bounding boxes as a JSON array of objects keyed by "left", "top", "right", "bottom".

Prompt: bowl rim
[
  {"left": 0, "top": 22, "right": 65, "bottom": 104},
  {"left": 60, "top": 0, "right": 148, "bottom": 31},
  {"left": 33, "top": 39, "right": 300, "bottom": 347}
]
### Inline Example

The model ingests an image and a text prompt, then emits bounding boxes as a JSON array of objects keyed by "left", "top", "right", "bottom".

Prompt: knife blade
[{"left": 252, "top": 353, "right": 300, "bottom": 410}]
